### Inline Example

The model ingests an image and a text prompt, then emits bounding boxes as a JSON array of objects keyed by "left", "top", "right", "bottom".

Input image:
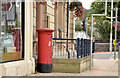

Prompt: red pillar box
[
  {"left": 11, "top": 28, "right": 21, "bottom": 52},
  {"left": 37, "top": 28, "right": 54, "bottom": 73}
]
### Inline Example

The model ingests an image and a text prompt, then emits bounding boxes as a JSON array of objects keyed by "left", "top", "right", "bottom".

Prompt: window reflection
[{"left": 0, "top": 2, "right": 23, "bottom": 62}]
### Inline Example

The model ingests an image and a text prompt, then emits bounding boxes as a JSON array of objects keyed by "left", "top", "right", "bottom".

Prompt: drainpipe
[
  {"left": 66, "top": 2, "right": 70, "bottom": 58},
  {"left": 58, "top": 29, "right": 61, "bottom": 39}
]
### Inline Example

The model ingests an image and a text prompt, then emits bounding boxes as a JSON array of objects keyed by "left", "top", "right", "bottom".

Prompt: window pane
[{"left": 0, "top": 1, "right": 24, "bottom": 62}]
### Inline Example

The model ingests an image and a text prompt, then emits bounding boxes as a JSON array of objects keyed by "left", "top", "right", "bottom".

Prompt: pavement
[
  {"left": 94, "top": 52, "right": 118, "bottom": 59},
  {"left": 30, "top": 52, "right": 119, "bottom": 76}
]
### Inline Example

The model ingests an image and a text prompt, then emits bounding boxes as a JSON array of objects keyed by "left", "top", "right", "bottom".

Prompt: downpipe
[
  {"left": 66, "top": 48, "right": 70, "bottom": 59},
  {"left": 66, "top": 2, "right": 70, "bottom": 59}
]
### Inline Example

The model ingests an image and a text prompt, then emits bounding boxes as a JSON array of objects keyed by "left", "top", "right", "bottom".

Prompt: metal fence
[
  {"left": 52, "top": 38, "right": 91, "bottom": 59},
  {"left": 77, "top": 38, "right": 91, "bottom": 58},
  {"left": 52, "top": 38, "right": 77, "bottom": 59}
]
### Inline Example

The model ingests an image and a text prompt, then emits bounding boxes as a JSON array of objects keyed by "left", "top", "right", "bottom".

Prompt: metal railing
[
  {"left": 52, "top": 38, "right": 77, "bottom": 59},
  {"left": 52, "top": 38, "right": 91, "bottom": 59},
  {"left": 77, "top": 38, "right": 91, "bottom": 58}
]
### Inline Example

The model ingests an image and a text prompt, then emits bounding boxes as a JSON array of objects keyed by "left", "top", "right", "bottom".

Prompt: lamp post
[
  {"left": 110, "top": 0, "right": 113, "bottom": 52},
  {"left": 114, "top": 8, "right": 118, "bottom": 60}
]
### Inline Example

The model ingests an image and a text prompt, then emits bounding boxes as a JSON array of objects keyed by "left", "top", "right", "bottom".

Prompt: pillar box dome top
[{"left": 37, "top": 28, "right": 54, "bottom": 32}]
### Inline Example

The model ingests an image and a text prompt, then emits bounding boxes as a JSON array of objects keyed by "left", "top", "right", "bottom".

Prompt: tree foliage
[
  {"left": 90, "top": 1, "right": 120, "bottom": 39},
  {"left": 90, "top": 1, "right": 119, "bottom": 20}
]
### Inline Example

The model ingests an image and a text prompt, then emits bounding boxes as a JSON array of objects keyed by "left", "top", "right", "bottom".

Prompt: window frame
[{"left": 0, "top": 2, "right": 25, "bottom": 63}]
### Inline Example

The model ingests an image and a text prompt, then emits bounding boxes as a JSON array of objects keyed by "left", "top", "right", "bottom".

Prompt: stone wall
[
  {"left": 52, "top": 55, "right": 93, "bottom": 73},
  {"left": 95, "top": 43, "right": 119, "bottom": 52}
]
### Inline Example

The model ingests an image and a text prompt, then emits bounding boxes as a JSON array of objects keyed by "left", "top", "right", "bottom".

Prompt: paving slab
[{"left": 30, "top": 59, "right": 118, "bottom": 76}]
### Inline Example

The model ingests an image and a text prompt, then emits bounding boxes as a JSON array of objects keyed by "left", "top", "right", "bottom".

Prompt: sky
[{"left": 79, "top": 0, "right": 95, "bottom": 10}]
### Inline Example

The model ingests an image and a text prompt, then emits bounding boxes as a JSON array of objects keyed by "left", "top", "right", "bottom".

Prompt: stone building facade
[
  {"left": 33, "top": 2, "right": 76, "bottom": 56},
  {"left": 0, "top": 2, "right": 35, "bottom": 76},
  {"left": 0, "top": 1, "right": 76, "bottom": 76}
]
